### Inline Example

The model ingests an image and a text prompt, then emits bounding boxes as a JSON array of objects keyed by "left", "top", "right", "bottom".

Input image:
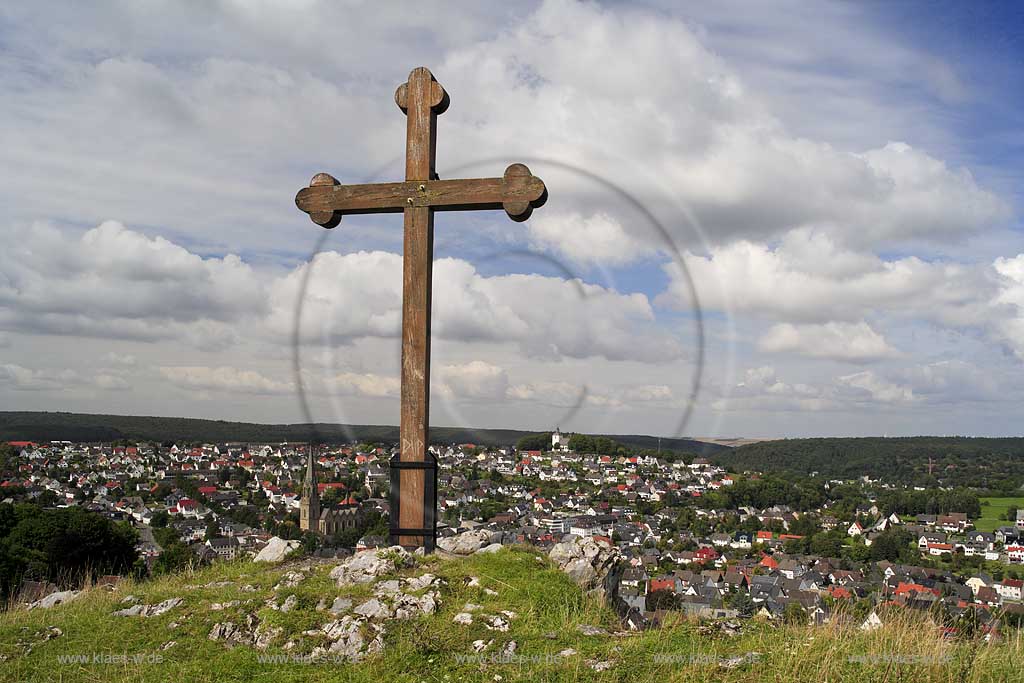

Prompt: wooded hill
[
  {"left": 714, "top": 436, "right": 1024, "bottom": 491},
  {"left": 0, "top": 411, "right": 724, "bottom": 454}
]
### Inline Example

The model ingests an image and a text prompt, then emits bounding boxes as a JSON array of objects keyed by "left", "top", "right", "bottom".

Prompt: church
[{"left": 299, "top": 449, "right": 361, "bottom": 536}]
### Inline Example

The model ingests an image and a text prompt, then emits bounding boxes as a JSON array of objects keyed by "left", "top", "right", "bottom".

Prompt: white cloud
[
  {"left": 276, "top": 250, "right": 682, "bottom": 363},
  {"left": 0, "top": 364, "right": 82, "bottom": 392},
  {"left": 0, "top": 221, "right": 264, "bottom": 345},
  {"left": 837, "top": 371, "right": 914, "bottom": 404},
  {"left": 437, "top": 361, "right": 509, "bottom": 400},
  {"left": 158, "top": 366, "right": 292, "bottom": 395},
  {"left": 322, "top": 372, "right": 400, "bottom": 399},
  {"left": 758, "top": 321, "right": 898, "bottom": 362},
  {"left": 95, "top": 374, "right": 131, "bottom": 391},
  {"left": 526, "top": 212, "right": 652, "bottom": 267}
]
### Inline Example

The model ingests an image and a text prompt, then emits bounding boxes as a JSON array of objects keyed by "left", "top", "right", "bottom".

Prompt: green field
[{"left": 975, "top": 497, "right": 1024, "bottom": 532}]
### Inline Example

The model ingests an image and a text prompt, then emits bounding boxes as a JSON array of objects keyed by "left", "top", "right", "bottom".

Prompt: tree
[
  {"left": 204, "top": 517, "right": 221, "bottom": 541},
  {"left": 869, "top": 528, "right": 915, "bottom": 563},
  {"left": 0, "top": 504, "right": 139, "bottom": 599},
  {"left": 726, "top": 591, "right": 755, "bottom": 617},
  {"left": 646, "top": 589, "right": 681, "bottom": 611},
  {"left": 150, "top": 510, "right": 169, "bottom": 528},
  {"left": 783, "top": 602, "right": 807, "bottom": 625}
]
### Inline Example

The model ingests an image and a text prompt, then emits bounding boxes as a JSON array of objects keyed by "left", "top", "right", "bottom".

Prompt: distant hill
[
  {"left": 713, "top": 436, "right": 1024, "bottom": 489},
  {"left": 0, "top": 411, "right": 726, "bottom": 455}
]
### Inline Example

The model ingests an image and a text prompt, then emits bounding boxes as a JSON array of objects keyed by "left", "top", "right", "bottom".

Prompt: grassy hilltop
[{"left": 1, "top": 547, "right": 1021, "bottom": 683}]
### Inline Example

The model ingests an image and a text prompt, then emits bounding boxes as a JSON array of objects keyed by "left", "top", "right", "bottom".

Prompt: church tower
[{"left": 299, "top": 446, "right": 320, "bottom": 532}]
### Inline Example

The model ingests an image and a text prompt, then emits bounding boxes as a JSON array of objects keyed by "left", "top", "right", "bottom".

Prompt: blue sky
[{"left": 1, "top": 1, "right": 1023, "bottom": 438}]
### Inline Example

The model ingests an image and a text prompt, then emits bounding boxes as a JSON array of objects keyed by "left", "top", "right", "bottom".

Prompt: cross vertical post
[
  {"left": 294, "top": 66, "right": 547, "bottom": 552},
  {"left": 396, "top": 67, "right": 444, "bottom": 549}
]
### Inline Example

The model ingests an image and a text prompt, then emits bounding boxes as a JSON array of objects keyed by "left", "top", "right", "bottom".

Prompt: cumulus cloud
[
  {"left": 758, "top": 321, "right": 898, "bottom": 362},
  {"left": 322, "top": 372, "right": 400, "bottom": 399},
  {"left": 0, "top": 222, "right": 264, "bottom": 344},
  {"left": 437, "top": 361, "right": 509, "bottom": 400},
  {"left": 712, "top": 366, "right": 834, "bottom": 412},
  {"left": 526, "top": 212, "right": 652, "bottom": 267},
  {"left": 0, "top": 364, "right": 82, "bottom": 392},
  {"left": 158, "top": 366, "right": 292, "bottom": 395},
  {"left": 276, "top": 250, "right": 682, "bottom": 362}
]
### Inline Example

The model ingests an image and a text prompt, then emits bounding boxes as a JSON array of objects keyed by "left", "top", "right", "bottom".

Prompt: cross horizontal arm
[{"left": 296, "top": 163, "right": 546, "bottom": 228}]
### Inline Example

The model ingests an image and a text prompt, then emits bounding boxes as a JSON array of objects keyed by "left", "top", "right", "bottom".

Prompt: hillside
[
  {"left": 0, "top": 411, "right": 726, "bottom": 455},
  {"left": 1, "top": 546, "right": 1020, "bottom": 683},
  {"left": 714, "top": 437, "right": 1024, "bottom": 489}
]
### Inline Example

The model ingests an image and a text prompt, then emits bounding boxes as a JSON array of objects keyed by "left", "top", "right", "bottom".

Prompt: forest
[
  {"left": 715, "top": 437, "right": 1024, "bottom": 491},
  {"left": 0, "top": 411, "right": 723, "bottom": 454}
]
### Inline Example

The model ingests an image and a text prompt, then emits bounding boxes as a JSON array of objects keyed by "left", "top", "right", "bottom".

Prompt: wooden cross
[{"left": 295, "top": 67, "right": 547, "bottom": 551}]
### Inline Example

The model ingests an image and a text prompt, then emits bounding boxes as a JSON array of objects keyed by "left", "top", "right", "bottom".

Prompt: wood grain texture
[
  {"left": 397, "top": 67, "right": 437, "bottom": 548},
  {"left": 292, "top": 66, "right": 548, "bottom": 550},
  {"left": 295, "top": 171, "right": 546, "bottom": 216}
]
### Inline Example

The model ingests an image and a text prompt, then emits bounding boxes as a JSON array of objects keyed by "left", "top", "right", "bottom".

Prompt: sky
[{"left": 1, "top": 0, "right": 1023, "bottom": 439}]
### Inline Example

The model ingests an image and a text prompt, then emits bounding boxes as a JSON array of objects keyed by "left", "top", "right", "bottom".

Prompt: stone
[
  {"left": 465, "top": 576, "right": 481, "bottom": 587},
  {"left": 558, "top": 648, "right": 577, "bottom": 657},
  {"left": 576, "top": 624, "right": 607, "bottom": 636},
  {"left": 588, "top": 660, "right": 614, "bottom": 672},
  {"left": 113, "top": 604, "right": 145, "bottom": 617},
  {"left": 279, "top": 595, "right": 298, "bottom": 613},
  {"left": 330, "top": 546, "right": 414, "bottom": 586},
  {"left": 453, "top": 612, "right": 473, "bottom": 625},
  {"left": 437, "top": 529, "right": 494, "bottom": 555},
  {"left": 374, "top": 580, "right": 403, "bottom": 597},
  {"left": 28, "top": 590, "right": 80, "bottom": 610},
  {"left": 404, "top": 573, "right": 438, "bottom": 591},
  {"left": 208, "top": 622, "right": 237, "bottom": 641},
  {"left": 146, "top": 598, "right": 183, "bottom": 617},
  {"left": 476, "top": 543, "right": 503, "bottom": 554},
  {"left": 485, "top": 615, "right": 510, "bottom": 632},
  {"left": 329, "top": 597, "right": 353, "bottom": 615},
  {"left": 501, "top": 640, "right": 517, "bottom": 656},
  {"left": 392, "top": 591, "right": 438, "bottom": 620},
  {"left": 160, "top": 641, "right": 176, "bottom": 651},
  {"left": 254, "top": 625, "right": 283, "bottom": 650},
  {"left": 354, "top": 598, "right": 393, "bottom": 620},
  {"left": 112, "top": 598, "right": 182, "bottom": 618},
  {"left": 210, "top": 600, "right": 240, "bottom": 611},
  {"left": 120, "top": 595, "right": 137, "bottom": 604},
  {"left": 463, "top": 603, "right": 484, "bottom": 612},
  {"left": 483, "top": 588, "right": 498, "bottom": 596},
  {"left": 274, "top": 571, "right": 305, "bottom": 589},
  {"left": 254, "top": 537, "right": 301, "bottom": 563},
  {"left": 472, "top": 639, "right": 492, "bottom": 652},
  {"left": 319, "top": 616, "right": 381, "bottom": 662},
  {"left": 549, "top": 536, "right": 624, "bottom": 604}
]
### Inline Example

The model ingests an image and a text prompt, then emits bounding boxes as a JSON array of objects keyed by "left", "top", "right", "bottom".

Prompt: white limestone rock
[
  {"left": 28, "top": 590, "right": 80, "bottom": 610},
  {"left": 254, "top": 537, "right": 301, "bottom": 563},
  {"left": 330, "top": 546, "right": 414, "bottom": 586},
  {"left": 437, "top": 529, "right": 495, "bottom": 555}
]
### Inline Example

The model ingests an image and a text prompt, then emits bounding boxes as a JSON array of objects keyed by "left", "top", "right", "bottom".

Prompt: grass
[
  {"left": 975, "top": 497, "right": 1024, "bottom": 532},
  {"left": 0, "top": 546, "right": 1021, "bottom": 682}
]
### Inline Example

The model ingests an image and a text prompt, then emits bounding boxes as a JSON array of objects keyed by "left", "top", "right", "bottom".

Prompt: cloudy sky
[{"left": 2, "top": 0, "right": 1023, "bottom": 438}]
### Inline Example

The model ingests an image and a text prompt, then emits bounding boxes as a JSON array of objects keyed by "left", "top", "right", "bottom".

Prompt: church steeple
[{"left": 299, "top": 445, "right": 320, "bottom": 532}]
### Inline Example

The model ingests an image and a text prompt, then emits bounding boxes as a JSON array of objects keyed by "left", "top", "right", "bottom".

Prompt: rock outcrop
[
  {"left": 548, "top": 536, "right": 624, "bottom": 604},
  {"left": 254, "top": 537, "right": 301, "bottom": 563},
  {"left": 437, "top": 529, "right": 496, "bottom": 555},
  {"left": 27, "top": 590, "right": 80, "bottom": 610},
  {"left": 329, "top": 546, "right": 414, "bottom": 586}
]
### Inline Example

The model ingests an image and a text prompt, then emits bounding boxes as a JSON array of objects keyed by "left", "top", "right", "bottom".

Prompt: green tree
[{"left": 783, "top": 602, "right": 807, "bottom": 625}]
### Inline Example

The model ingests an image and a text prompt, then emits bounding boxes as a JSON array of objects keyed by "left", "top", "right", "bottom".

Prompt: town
[{"left": 2, "top": 430, "right": 1023, "bottom": 634}]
